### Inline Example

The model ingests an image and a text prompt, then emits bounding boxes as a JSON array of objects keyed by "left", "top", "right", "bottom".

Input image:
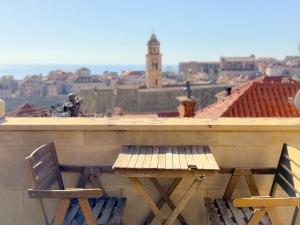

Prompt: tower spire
[{"left": 145, "top": 33, "right": 162, "bottom": 88}]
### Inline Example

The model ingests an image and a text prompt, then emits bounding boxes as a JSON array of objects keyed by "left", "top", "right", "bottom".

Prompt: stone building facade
[{"left": 145, "top": 34, "right": 163, "bottom": 88}]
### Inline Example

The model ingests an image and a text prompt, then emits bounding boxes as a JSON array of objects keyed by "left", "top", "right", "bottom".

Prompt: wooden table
[{"left": 113, "top": 145, "right": 219, "bottom": 225}]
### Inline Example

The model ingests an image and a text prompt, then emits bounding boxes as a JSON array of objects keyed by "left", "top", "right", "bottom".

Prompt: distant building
[
  {"left": 145, "top": 33, "right": 163, "bottom": 88},
  {"left": 266, "top": 64, "right": 300, "bottom": 78},
  {"left": 19, "top": 75, "right": 44, "bottom": 97},
  {"left": 197, "top": 76, "right": 300, "bottom": 117},
  {"left": 220, "top": 55, "right": 257, "bottom": 72},
  {"left": 0, "top": 88, "right": 13, "bottom": 98},
  {"left": 284, "top": 56, "right": 300, "bottom": 67},
  {"left": 120, "top": 70, "right": 145, "bottom": 86},
  {"left": 179, "top": 61, "right": 220, "bottom": 76}
]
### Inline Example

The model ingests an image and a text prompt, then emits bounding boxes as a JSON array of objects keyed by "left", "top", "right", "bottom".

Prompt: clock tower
[{"left": 145, "top": 33, "right": 162, "bottom": 88}]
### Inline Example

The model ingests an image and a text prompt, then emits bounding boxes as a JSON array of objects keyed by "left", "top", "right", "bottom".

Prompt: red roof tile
[
  {"left": 8, "top": 102, "right": 43, "bottom": 117},
  {"left": 196, "top": 76, "right": 300, "bottom": 117}
]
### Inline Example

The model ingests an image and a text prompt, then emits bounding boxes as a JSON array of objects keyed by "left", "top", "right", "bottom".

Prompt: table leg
[
  {"left": 150, "top": 178, "right": 188, "bottom": 225},
  {"left": 164, "top": 175, "right": 205, "bottom": 225},
  {"left": 129, "top": 177, "right": 167, "bottom": 222},
  {"left": 143, "top": 178, "right": 182, "bottom": 225}
]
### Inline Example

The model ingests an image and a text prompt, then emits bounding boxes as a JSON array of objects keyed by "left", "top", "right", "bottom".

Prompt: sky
[{"left": 0, "top": 0, "right": 300, "bottom": 65}]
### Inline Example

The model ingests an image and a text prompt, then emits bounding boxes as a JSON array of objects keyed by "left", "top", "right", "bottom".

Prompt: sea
[{"left": 0, "top": 64, "right": 178, "bottom": 80}]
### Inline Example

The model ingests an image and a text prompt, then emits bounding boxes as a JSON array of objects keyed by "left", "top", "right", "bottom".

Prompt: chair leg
[
  {"left": 248, "top": 208, "right": 265, "bottom": 225},
  {"left": 78, "top": 198, "right": 97, "bottom": 225},
  {"left": 53, "top": 199, "right": 71, "bottom": 225}
]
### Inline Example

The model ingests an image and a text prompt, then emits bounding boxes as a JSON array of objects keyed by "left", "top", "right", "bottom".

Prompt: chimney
[
  {"left": 176, "top": 96, "right": 197, "bottom": 117},
  {"left": 226, "top": 87, "right": 232, "bottom": 96}
]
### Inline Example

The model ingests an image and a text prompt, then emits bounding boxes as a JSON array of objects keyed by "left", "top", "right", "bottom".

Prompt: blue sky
[{"left": 0, "top": 0, "right": 299, "bottom": 65}]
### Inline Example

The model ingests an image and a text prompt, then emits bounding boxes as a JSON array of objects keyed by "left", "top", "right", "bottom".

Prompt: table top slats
[
  {"left": 165, "top": 146, "right": 173, "bottom": 169},
  {"left": 185, "top": 146, "right": 196, "bottom": 169},
  {"left": 149, "top": 146, "right": 159, "bottom": 169},
  {"left": 197, "top": 146, "right": 211, "bottom": 169},
  {"left": 158, "top": 146, "right": 166, "bottom": 169},
  {"left": 113, "top": 145, "right": 220, "bottom": 174},
  {"left": 117, "top": 146, "right": 134, "bottom": 168},
  {"left": 135, "top": 146, "right": 146, "bottom": 169},
  {"left": 127, "top": 146, "right": 140, "bottom": 168},
  {"left": 191, "top": 146, "right": 204, "bottom": 170},
  {"left": 203, "top": 146, "right": 220, "bottom": 170},
  {"left": 172, "top": 146, "right": 181, "bottom": 169},
  {"left": 142, "top": 146, "right": 153, "bottom": 168},
  {"left": 179, "top": 146, "right": 188, "bottom": 169}
]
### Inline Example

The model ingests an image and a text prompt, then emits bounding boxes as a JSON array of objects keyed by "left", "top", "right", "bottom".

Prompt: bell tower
[{"left": 145, "top": 33, "right": 163, "bottom": 88}]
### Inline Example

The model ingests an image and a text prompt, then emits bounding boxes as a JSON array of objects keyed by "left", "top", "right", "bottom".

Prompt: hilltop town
[
  {"left": 1, "top": 34, "right": 300, "bottom": 116},
  {"left": 1, "top": 34, "right": 300, "bottom": 99}
]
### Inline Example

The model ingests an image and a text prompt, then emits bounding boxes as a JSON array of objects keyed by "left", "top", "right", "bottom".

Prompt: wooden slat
[
  {"left": 98, "top": 198, "right": 116, "bottom": 225},
  {"left": 112, "top": 146, "right": 129, "bottom": 168},
  {"left": 215, "top": 199, "right": 235, "bottom": 225},
  {"left": 158, "top": 146, "right": 166, "bottom": 169},
  {"left": 135, "top": 146, "right": 146, "bottom": 169},
  {"left": 197, "top": 146, "right": 210, "bottom": 169},
  {"left": 90, "top": 199, "right": 106, "bottom": 222},
  {"left": 36, "top": 164, "right": 57, "bottom": 184},
  {"left": 172, "top": 146, "right": 181, "bottom": 169},
  {"left": 142, "top": 146, "right": 153, "bottom": 168},
  {"left": 62, "top": 203, "right": 80, "bottom": 225},
  {"left": 204, "top": 198, "right": 222, "bottom": 225},
  {"left": 226, "top": 200, "right": 246, "bottom": 225},
  {"left": 38, "top": 172, "right": 58, "bottom": 190},
  {"left": 178, "top": 146, "right": 188, "bottom": 169},
  {"left": 241, "top": 207, "right": 253, "bottom": 221},
  {"left": 185, "top": 146, "right": 196, "bottom": 169},
  {"left": 165, "top": 146, "right": 173, "bottom": 169},
  {"left": 277, "top": 172, "right": 299, "bottom": 196},
  {"left": 117, "top": 146, "right": 134, "bottom": 168},
  {"left": 149, "top": 146, "right": 159, "bottom": 169},
  {"left": 203, "top": 146, "right": 219, "bottom": 170},
  {"left": 127, "top": 146, "right": 140, "bottom": 168},
  {"left": 33, "top": 156, "right": 56, "bottom": 176},
  {"left": 191, "top": 146, "right": 204, "bottom": 169},
  {"left": 29, "top": 143, "right": 54, "bottom": 163},
  {"left": 108, "top": 198, "right": 126, "bottom": 225}
]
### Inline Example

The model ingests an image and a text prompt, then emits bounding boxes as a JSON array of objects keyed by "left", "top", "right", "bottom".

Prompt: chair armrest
[
  {"left": 233, "top": 196, "right": 300, "bottom": 207},
  {"left": 28, "top": 188, "right": 103, "bottom": 199},
  {"left": 219, "top": 167, "right": 277, "bottom": 175}
]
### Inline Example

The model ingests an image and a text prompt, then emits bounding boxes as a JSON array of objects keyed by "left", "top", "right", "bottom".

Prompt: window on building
[{"left": 155, "top": 79, "right": 158, "bottom": 86}]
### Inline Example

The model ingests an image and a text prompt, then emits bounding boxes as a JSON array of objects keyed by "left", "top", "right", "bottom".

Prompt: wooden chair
[
  {"left": 205, "top": 143, "right": 300, "bottom": 225},
  {"left": 26, "top": 142, "right": 126, "bottom": 225}
]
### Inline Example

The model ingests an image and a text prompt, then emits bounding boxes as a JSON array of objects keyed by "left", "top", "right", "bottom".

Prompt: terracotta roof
[
  {"left": 196, "top": 76, "right": 300, "bottom": 117},
  {"left": 8, "top": 102, "right": 44, "bottom": 117}
]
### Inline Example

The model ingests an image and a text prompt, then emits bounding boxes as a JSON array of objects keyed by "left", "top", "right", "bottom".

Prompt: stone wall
[
  {"left": 0, "top": 117, "right": 299, "bottom": 225},
  {"left": 79, "top": 84, "right": 232, "bottom": 114}
]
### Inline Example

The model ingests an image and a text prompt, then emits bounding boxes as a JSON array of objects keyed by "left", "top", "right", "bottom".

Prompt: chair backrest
[
  {"left": 26, "top": 142, "right": 64, "bottom": 190},
  {"left": 270, "top": 143, "right": 300, "bottom": 197}
]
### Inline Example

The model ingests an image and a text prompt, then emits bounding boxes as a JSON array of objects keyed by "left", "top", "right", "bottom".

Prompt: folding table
[{"left": 113, "top": 145, "right": 219, "bottom": 225}]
